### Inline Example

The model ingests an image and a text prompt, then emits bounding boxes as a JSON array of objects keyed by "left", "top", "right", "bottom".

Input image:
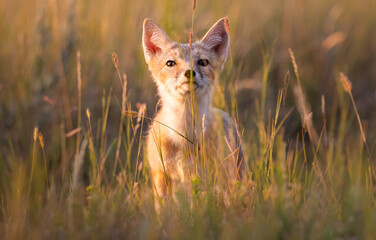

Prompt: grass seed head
[
  {"left": 86, "top": 108, "right": 91, "bottom": 121},
  {"left": 136, "top": 103, "right": 146, "bottom": 121},
  {"left": 288, "top": 48, "right": 300, "bottom": 85},
  {"left": 112, "top": 53, "right": 119, "bottom": 69},
  {"left": 33, "top": 127, "right": 38, "bottom": 142},
  {"left": 340, "top": 72, "right": 352, "bottom": 93},
  {"left": 122, "top": 73, "right": 128, "bottom": 110},
  {"left": 38, "top": 132, "right": 45, "bottom": 150}
]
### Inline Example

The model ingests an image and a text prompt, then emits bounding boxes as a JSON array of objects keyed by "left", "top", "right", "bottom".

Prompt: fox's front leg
[{"left": 151, "top": 170, "right": 170, "bottom": 212}]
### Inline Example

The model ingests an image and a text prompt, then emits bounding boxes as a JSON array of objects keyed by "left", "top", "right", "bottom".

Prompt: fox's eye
[
  {"left": 166, "top": 60, "right": 176, "bottom": 67},
  {"left": 198, "top": 59, "right": 209, "bottom": 67}
]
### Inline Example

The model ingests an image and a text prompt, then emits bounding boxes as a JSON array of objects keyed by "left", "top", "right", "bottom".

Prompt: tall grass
[{"left": 1, "top": 0, "right": 376, "bottom": 239}]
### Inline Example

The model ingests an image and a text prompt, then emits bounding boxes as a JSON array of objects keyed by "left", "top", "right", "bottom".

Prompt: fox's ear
[
  {"left": 201, "top": 17, "right": 229, "bottom": 64},
  {"left": 142, "top": 18, "right": 172, "bottom": 63}
]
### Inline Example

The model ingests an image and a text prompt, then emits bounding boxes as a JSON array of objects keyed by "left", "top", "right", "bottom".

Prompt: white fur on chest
[{"left": 157, "top": 94, "right": 212, "bottom": 146}]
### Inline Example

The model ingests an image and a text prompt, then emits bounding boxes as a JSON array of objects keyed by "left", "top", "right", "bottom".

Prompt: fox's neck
[{"left": 159, "top": 93, "right": 212, "bottom": 141}]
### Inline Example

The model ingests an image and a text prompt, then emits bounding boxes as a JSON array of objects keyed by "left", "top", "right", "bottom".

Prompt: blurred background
[{"left": 1, "top": 0, "right": 376, "bottom": 161}]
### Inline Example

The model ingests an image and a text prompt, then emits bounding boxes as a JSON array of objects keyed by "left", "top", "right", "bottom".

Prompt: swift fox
[{"left": 142, "top": 17, "right": 245, "bottom": 207}]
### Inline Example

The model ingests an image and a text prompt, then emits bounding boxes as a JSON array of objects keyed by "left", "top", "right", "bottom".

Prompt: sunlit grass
[{"left": 1, "top": 0, "right": 376, "bottom": 239}]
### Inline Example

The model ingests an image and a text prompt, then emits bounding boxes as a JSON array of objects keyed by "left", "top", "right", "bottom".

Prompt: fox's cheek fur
[
  {"left": 149, "top": 62, "right": 180, "bottom": 90},
  {"left": 148, "top": 58, "right": 166, "bottom": 84},
  {"left": 197, "top": 63, "right": 215, "bottom": 84}
]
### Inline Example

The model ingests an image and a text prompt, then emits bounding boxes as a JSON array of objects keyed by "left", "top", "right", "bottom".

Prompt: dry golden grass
[{"left": 0, "top": 0, "right": 376, "bottom": 239}]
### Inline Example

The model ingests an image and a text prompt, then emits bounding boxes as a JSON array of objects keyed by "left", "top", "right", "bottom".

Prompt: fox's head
[{"left": 142, "top": 17, "right": 229, "bottom": 103}]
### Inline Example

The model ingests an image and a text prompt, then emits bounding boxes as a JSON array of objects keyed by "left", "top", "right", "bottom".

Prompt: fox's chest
[
  {"left": 161, "top": 127, "right": 219, "bottom": 178},
  {"left": 148, "top": 107, "right": 225, "bottom": 179}
]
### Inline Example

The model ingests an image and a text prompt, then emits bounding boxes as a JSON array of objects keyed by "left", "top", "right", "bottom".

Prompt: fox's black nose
[{"left": 184, "top": 70, "right": 196, "bottom": 79}]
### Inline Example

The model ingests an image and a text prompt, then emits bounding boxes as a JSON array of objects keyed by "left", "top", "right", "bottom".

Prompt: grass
[{"left": 1, "top": 0, "right": 376, "bottom": 239}]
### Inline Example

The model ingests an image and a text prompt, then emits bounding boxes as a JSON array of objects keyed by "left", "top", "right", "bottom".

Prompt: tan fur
[{"left": 142, "top": 17, "right": 245, "bottom": 209}]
